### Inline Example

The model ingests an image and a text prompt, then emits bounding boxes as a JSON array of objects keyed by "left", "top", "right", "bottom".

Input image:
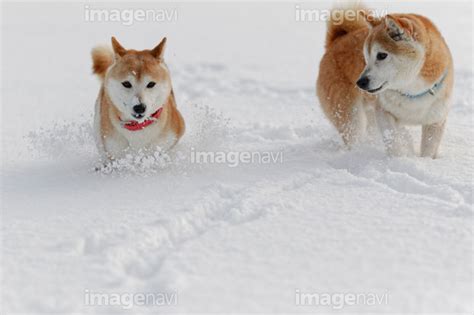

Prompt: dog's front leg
[
  {"left": 375, "top": 106, "right": 414, "bottom": 157},
  {"left": 421, "top": 120, "right": 445, "bottom": 159}
]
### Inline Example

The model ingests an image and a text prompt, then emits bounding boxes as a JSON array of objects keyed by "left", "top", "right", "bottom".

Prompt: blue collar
[{"left": 398, "top": 70, "right": 448, "bottom": 99}]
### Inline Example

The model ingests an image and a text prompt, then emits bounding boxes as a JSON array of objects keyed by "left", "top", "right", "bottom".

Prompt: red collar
[{"left": 121, "top": 108, "right": 163, "bottom": 131}]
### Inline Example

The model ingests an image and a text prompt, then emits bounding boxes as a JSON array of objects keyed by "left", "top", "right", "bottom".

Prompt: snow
[{"left": 1, "top": 1, "right": 473, "bottom": 313}]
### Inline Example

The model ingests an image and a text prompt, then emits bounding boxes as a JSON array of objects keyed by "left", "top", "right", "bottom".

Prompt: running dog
[
  {"left": 91, "top": 37, "right": 185, "bottom": 160},
  {"left": 317, "top": 5, "right": 453, "bottom": 158}
]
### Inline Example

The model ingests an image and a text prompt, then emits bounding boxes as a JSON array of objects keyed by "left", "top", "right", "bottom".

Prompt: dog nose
[
  {"left": 356, "top": 76, "right": 370, "bottom": 90},
  {"left": 133, "top": 103, "right": 146, "bottom": 114}
]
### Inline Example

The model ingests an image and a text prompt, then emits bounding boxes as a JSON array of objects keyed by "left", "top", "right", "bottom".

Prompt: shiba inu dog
[
  {"left": 91, "top": 37, "right": 185, "bottom": 161},
  {"left": 317, "top": 5, "right": 453, "bottom": 158}
]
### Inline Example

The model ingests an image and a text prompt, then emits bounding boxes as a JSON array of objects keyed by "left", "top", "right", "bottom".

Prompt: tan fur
[
  {"left": 98, "top": 89, "right": 117, "bottom": 145},
  {"left": 318, "top": 22, "right": 373, "bottom": 143},
  {"left": 91, "top": 46, "right": 114, "bottom": 80},
  {"left": 92, "top": 37, "right": 185, "bottom": 160},
  {"left": 164, "top": 90, "right": 185, "bottom": 139},
  {"left": 317, "top": 7, "right": 453, "bottom": 154},
  {"left": 325, "top": 5, "right": 370, "bottom": 48}
]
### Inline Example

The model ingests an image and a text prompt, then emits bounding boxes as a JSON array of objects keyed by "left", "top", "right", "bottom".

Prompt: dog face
[
  {"left": 105, "top": 37, "right": 171, "bottom": 122},
  {"left": 357, "top": 15, "right": 425, "bottom": 94}
]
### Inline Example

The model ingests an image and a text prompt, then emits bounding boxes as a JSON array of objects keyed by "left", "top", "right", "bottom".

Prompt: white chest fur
[
  {"left": 379, "top": 89, "right": 450, "bottom": 125},
  {"left": 113, "top": 115, "right": 175, "bottom": 150},
  {"left": 99, "top": 108, "right": 177, "bottom": 159}
]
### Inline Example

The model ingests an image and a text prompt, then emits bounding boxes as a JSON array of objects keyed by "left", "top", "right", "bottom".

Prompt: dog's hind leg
[{"left": 421, "top": 120, "right": 446, "bottom": 158}]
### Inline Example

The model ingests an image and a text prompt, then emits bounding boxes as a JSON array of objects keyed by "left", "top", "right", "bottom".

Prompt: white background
[{"left": 1, "top": 1, "right": 473, "bottom": 313}]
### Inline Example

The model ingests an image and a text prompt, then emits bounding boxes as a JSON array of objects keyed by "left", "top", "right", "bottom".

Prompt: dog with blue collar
[{"left": 318, "top": 8, "right": 453, "bottom": 159}]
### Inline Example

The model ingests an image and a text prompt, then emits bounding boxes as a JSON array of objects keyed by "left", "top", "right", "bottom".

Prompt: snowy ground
[{"left": 1, "top": 1, "right": 473, "bottom": 314}]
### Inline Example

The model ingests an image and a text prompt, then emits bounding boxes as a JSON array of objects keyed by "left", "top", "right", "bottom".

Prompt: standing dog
[
  {"left": 317, "top": 6, "right": 453, "bottom": 158},
  {"left": 91, "top": 37, "right": 185, "bottom": 160}
]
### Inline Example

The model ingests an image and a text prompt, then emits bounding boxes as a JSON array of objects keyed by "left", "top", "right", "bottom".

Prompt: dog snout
[
  {"left": 356, "top": 76, "right": 370, "bottom": 90},
  {"left": 133, "top": 103, "right": 146, "bottom": 114}
]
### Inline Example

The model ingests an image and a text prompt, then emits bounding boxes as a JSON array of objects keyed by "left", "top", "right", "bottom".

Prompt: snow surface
[{"left": 1, "top": 1, "right": 473, "bottom": 314}]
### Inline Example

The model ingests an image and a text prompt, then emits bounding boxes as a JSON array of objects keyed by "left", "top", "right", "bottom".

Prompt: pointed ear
[
  {"left": 384, "top": 15, "right": 412, "bottom": 41},
  {"left": 359, "top": 11, "right": 382, "bottom": 29},
  {"left": 397, "top": 17, "right": 415, "bottom": 37},
  {"left": 111, "top": 37, "right": 127, "bottom": 57},
  {"left": 151, "top": 37, "right": 167, "bottom": 60}
]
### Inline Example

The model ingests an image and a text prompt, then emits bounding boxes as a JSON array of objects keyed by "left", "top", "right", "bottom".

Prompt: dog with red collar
[{"left": 91, "top": 37, "right": 185, "bottom": 161}]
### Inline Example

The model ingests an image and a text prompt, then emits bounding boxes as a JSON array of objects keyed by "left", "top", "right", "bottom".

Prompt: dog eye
[
  {"left": 376, "top": 52, "right": 388, "bottom": 61},
  {"left": 121, "top": 81, "right": 132, "bottom": 88},
  {"left": 147, "top": 81, "right": 156, "bottom": 88}
]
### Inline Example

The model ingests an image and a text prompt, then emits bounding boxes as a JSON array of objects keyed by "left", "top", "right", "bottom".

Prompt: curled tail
[
  {"left": 91, "top": 45, "right": 114, "bottom": 80},
  {"left": 325, "top": 3, "right": 370, "bottom": 48}
]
